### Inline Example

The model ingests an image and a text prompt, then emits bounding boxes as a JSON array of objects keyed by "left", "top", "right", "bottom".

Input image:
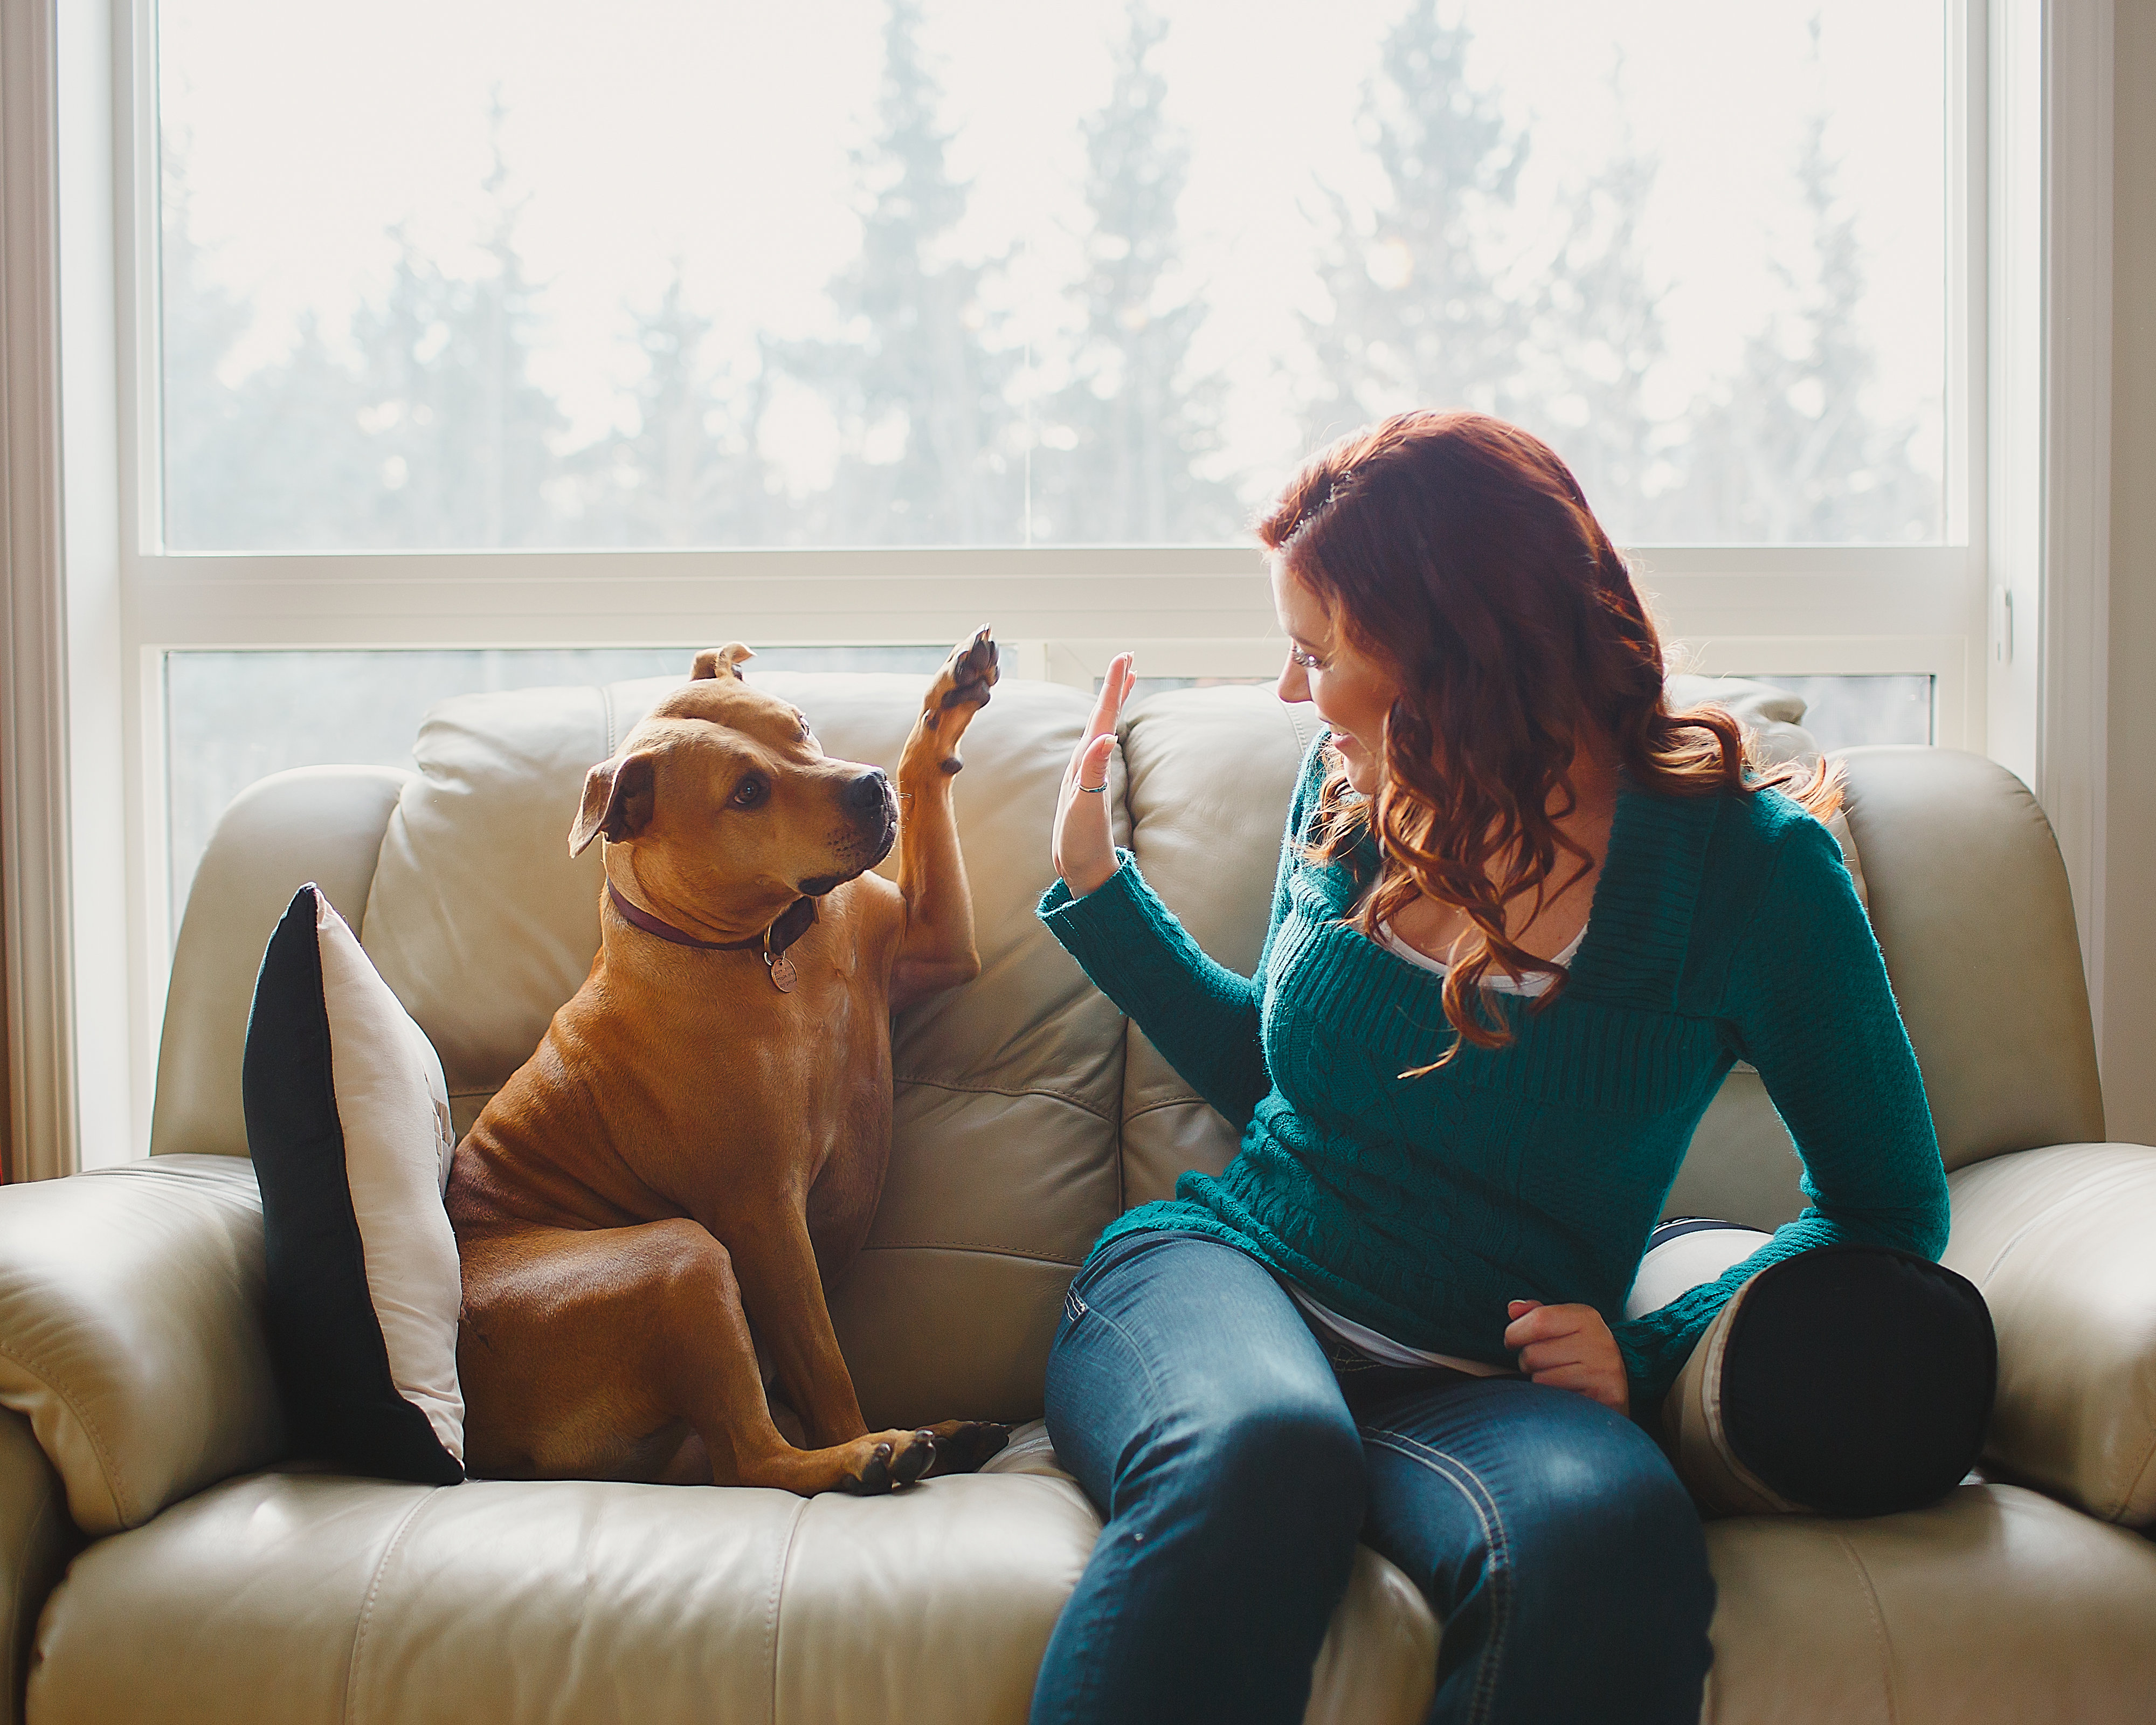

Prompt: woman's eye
[
  {"left": 1290, "top": 648, "right": 1324, "bottom": 671},
  {"left": 731, "top": 776, "right": 768, "bottom": 809}
]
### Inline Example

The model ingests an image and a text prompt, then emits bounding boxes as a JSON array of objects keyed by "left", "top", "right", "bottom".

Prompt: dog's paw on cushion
[{"left": 243, "top": 884, "right": 465, "bottom": 1485}]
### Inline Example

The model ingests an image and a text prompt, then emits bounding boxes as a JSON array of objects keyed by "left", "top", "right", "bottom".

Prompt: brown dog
[{"left": 446, "top": 632, "right": 1008, "bottom": 1494}]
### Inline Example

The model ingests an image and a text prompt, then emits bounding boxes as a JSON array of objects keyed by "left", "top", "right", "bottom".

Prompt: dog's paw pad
[{"left": 937, "top": 628, "right": 999, "bottom": 711}]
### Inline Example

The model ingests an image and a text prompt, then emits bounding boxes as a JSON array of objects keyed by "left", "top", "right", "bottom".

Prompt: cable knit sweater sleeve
[
  {"left": 1611, "top": 811, "right": 1952, "bottom": 1401},
  {"left": 1037, "top": 740, "right": 1329, "bottom": 1133}
]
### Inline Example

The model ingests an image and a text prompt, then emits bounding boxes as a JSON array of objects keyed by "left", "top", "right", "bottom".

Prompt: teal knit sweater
[{"left": 1038, "top": 738, "right": 1949, "bottom": 1406}]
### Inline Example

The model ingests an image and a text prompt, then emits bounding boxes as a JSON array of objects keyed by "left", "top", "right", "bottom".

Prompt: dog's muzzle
[{"left": 801, "top": 770, "right": 899, "bottom": 897}]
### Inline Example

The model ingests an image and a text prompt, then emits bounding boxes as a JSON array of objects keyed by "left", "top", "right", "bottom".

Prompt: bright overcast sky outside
[{"left": 158, "top": 0, "right": 1946, "bottom": 537}]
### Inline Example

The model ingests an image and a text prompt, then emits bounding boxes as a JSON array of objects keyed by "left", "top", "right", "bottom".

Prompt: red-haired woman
[{"left": 1028, "top": 412, "right": 1968, "bottom": 1725}]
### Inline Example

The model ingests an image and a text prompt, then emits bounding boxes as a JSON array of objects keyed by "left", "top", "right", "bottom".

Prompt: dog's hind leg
[{"left": 458, "top": 1218, "right": 944, "bottom": 1495}]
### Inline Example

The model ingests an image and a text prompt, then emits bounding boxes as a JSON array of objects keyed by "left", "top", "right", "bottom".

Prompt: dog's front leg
[
  {"left": 723, "top": 1202, "right": 874, "bottom": 1448},
  {"left": 889, "top": 627, "right": 999, "bottom": 1011}
]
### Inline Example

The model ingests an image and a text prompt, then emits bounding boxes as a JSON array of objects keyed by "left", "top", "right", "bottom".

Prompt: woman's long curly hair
[{"left": 1260, "top": 410, "right": 1839, "bottom": 1062}]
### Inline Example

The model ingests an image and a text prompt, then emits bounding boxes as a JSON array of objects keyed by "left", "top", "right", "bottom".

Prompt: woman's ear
[{"left": 568, "top": 751, "right": 658, "bottom": 857}]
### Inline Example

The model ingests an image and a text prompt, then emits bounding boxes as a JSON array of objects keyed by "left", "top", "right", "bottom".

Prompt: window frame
[{"left": 16, "top": 0, "right": 2104, "bottom": 1173}]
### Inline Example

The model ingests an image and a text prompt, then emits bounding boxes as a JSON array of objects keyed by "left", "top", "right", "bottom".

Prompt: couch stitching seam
[
  {"left": 890, "top": 1074, "right": 1115, "bottom": 1120},
  {"left": 0, "top": 1339, "right": 130, "bottom": 1530},
  {"left": 856, "top": 1242, "right": 1081, "bottom": 1267},
  {"left": 6, "top": 1465, "right": 69, "bottom": 1709},
  {"left": 341, "top": 1491, "right": 437, "bottom": 1725},
  {"left": 1829, "top": 1531, "right": 1899, "bottom": 1725},
  {"left": 766, "top": 1497, "right": 808, "bottom": 1725},
  {"left": 2111, "top": 1419, "right": 2156, "bottom": 1524},
  {"left": 1121, "top": 1095, "right": 1220, "bottom": 1123}
]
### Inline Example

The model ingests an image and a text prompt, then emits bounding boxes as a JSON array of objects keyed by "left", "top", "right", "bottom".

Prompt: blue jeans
[{"left": 1028, "top": 1231, "right": 1715, "bottom": 1725}]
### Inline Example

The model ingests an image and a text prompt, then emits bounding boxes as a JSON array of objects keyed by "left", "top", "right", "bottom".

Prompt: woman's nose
[{"left": 1276, "top": 656, "right": 1309, "bottom": 704}]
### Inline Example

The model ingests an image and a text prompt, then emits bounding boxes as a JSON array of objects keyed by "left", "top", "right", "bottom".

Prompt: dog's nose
[{"left": 844, "top": 769, "right": 890, "bottom": 815}]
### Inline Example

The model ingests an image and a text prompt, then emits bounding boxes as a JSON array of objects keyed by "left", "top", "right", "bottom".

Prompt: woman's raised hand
[
  {"left": 1052, "top": 653, "right": 1136, "bottom": 897},
  {"left": 1504, "top": 1299, "right": 1632, "bottom": 1417}
]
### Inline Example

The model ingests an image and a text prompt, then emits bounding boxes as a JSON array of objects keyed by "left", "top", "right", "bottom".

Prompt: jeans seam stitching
[{"left": 1364, "top": 1429, "right": 1513, "bottom": 1725}]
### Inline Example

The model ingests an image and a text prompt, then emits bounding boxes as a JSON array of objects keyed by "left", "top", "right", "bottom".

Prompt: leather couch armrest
[
  {"left": 0, "top": 1408, "right": 80, "bottom": 1725},
  {"left": 0, "top": 1156, "right": 285, "bottom": 1537},
  {"left": 1943, "top": 1143, "right": 2156, "bottom": 1525}
]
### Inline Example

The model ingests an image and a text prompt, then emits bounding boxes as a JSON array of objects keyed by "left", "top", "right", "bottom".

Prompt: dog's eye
[{"left": 731, "top": 776, "right": 768, "bottom": 810}]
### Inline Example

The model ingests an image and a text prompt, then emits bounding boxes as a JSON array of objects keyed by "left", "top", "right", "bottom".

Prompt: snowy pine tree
[
  {"left": 159, "top": 150, "right": 258, "bottom": 549},
  {"left": 344, "top": 107, "right": 568, "bottom": 549},
  {"left": 586, "top": 269, "right": 768, "bottom": 546},
  {"left": 1675, "top": 111, "right": 1939, "bottom": 542},
  {"left": 1302, "top": 0, "right": 1531, "bottom": 448},
  {"left": 1029, "top": 2, "right": 1241, "bottom": 544},
  {"left": 1508, "top": 135, "right": 1672, "bottom": 540},
  {"left": 785, "top": 0, "right": 1021, "bottom": 543}
]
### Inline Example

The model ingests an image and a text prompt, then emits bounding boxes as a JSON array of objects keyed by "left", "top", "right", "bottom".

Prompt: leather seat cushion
[
  {"left": 32, "top": 1445, "right": 2156, "bottom": 1725},
  {"left": 28, "top": 1429, "right": 1438, "bottom": 1725}
]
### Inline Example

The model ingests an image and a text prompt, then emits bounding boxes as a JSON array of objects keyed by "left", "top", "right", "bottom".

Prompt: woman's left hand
[{"left": 1504, "top": 1300, "right": 1631, "bottom": 1417}]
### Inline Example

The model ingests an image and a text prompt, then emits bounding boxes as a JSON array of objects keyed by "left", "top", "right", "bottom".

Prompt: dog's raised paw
[{"left": 936, "top": 627, "right": 999, "bottom": 711}]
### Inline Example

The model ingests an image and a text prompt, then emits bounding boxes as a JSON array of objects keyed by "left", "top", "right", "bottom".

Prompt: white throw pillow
[{"left": 243, "top": 884, "right": 465, "bottom": 1483}]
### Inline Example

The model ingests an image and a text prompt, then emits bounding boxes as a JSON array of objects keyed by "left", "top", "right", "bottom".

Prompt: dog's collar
[{"left": 606, "top": 880, "right": 819, "bottom": 961}]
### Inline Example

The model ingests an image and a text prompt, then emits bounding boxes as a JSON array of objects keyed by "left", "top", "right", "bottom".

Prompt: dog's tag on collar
[{"left": 766, "top": 952, "right": 798, "bottom": 993}]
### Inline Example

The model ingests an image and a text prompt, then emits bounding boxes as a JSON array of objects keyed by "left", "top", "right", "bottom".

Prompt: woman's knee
[
  {"left": 1130, "top": 1377, "right": 1368, "bottom": 1544},
  {"left": 1503, "top": 1396, "right": 1709, "bottom": 1605}
]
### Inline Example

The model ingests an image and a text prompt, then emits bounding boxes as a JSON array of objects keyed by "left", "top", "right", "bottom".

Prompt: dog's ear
[
  {"left": 690, "top": 643, "right": 754, "bottom": 681},
  {"left": 568, "top": 751, "right": 658, "bottom": 857}
]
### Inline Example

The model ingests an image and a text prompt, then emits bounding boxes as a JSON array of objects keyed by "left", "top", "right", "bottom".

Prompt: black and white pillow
[{"left": 243, "top": 884, "right": 465, "bottom": 1485}]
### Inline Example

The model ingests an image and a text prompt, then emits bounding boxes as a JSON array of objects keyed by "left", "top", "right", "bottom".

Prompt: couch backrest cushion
[
  {"left": 358, "top": 672, "right": 1126, "bottom": 1428},
  {"left": 1837, "top": 747, "right": 2103, "bottom": 1167},
  {"left": 154, "top": 766, "right": 413, "bottom": 1160}
]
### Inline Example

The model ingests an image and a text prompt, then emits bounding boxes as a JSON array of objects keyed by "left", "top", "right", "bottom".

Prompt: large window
[
  {"left": 157, "top": 0, "right": 1950, "bottom": 551},
  {"left": 98, "top": 0, "right": 1990, "bottom": 1156}
]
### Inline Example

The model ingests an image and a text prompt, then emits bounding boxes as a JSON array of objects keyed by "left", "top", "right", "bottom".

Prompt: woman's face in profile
[{"left": 1271, "top": 557, "right": 1398, "bottom": 798}]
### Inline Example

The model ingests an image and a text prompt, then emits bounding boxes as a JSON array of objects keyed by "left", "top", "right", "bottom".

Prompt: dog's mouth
[
  {"left": 804, "top": 815, "right": 897, "bottom": 899},
  {"left": 800, "top": 779, "right": 897, "bottom": 896}
]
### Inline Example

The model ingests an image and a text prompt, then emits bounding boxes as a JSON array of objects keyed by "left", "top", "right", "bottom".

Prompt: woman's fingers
[
  {"left": 1515, "top": 1338, "right": 1595, "bottom": 1375},
  {"left": 1088, "top": 653, "right": 1133, "bottom": 741},
  {"left": 1076, "top": 731, "right": 1115, "bottom": 790},
  {"left": 1064, "top": 653, "right": 1134, "bottom": 785},
  {"left": 1504, "top": 1299, "right": 1629, "bottom": 1416},
  {"left": 1052, "top": 732, "right": 1121, "bottom": 897}
]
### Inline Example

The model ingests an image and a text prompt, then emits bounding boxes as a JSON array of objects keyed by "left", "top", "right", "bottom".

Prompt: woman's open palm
[{"left": 1052, "top": 653, "right": 1135, "bottom": 897}]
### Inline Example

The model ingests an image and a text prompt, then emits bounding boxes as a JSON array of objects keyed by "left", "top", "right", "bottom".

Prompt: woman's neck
[{"left": 1374, "top": 736, "right": 1621, "bottom": 969}]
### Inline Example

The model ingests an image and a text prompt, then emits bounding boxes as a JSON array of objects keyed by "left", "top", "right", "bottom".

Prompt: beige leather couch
[{"left": 2, "top": 672, "right": 2154, "bottom": 1724}]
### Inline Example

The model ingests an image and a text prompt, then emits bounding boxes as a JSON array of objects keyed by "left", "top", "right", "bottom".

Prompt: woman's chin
[{"left": 1326, "top": 737, "right": 1380, "bottom": 798}]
